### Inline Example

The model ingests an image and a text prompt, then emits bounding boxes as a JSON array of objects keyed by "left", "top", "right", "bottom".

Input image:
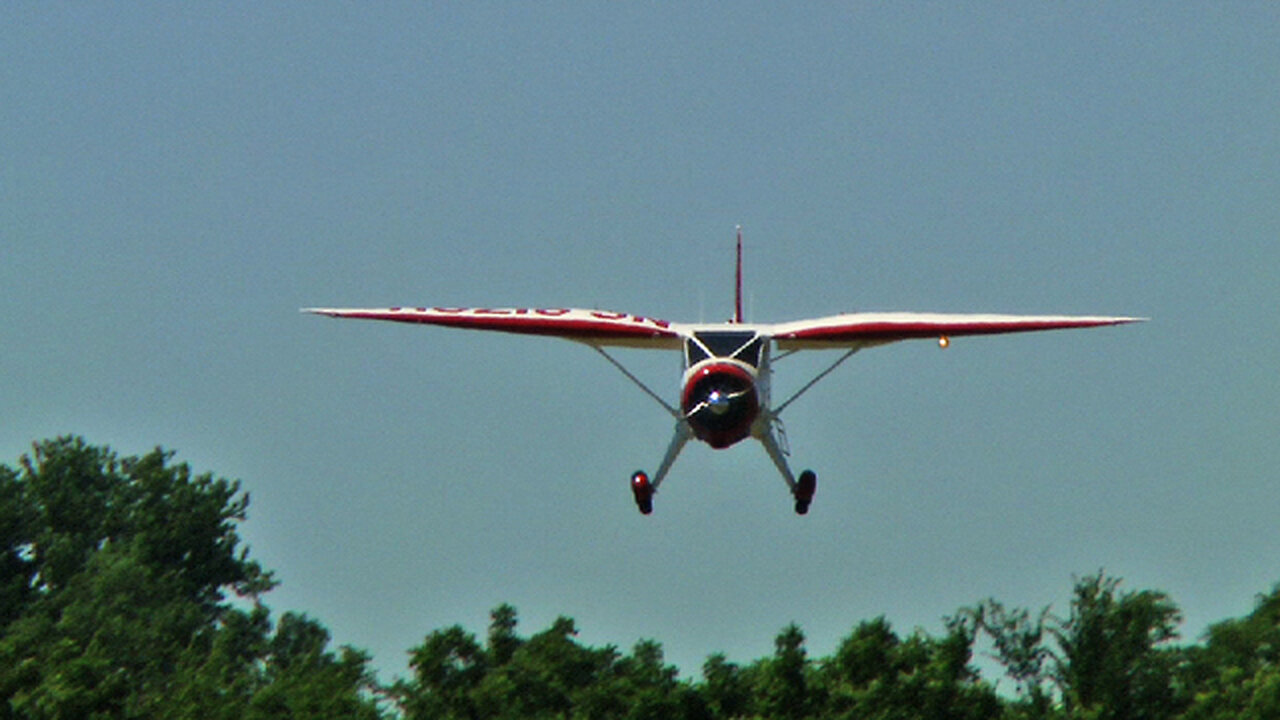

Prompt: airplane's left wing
[
  {"left": 302, "top": 306, "right": 685, "bottom": 349},
  {"left": 770, "top": 312, "right": 1145, "bottom": 350}
]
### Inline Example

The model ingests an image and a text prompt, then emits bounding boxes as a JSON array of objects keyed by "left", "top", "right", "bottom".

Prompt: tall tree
[
  {"left": 701, "top": 653, "right": 749, "bottom": 720},
  {"left": 8, "top": 436, "right": 274, "bottom": 609},
  {"left": 754, "top": 623, "right": 813, "bottom": 720},
  {"left": 399, "top": 625, "right": 486, "bottom": 719},
  {"left": 1179, "top": 584, "right": 1280, "bottom": 720},
  {"left": 1051, "top": 574, "right": 1184, "bottom": 720},
  {"left": 967, "top": 572, "right": 1185, "bottom": 720},
  {"left": 821, "top": 616, "right": 1000, "bottom": 720},
  {"left": 0, "top": 437, "right": 384, "bottom": 719},
  {"left": 0, "top": 463, "right": 35, "bottom": 630},
  {"left": 488, "top": 603, "right": 522, "bottom": 667},
  {"left": 248, "top": 613, "right": 383, "bottom": 719},
  {"left": 607, "top": 639, "right": 704, "bottom": 720}
]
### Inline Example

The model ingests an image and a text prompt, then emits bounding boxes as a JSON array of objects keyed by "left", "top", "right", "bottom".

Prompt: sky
[{"left": 3, "top": 4, "right": 1278, "bottom": 684}]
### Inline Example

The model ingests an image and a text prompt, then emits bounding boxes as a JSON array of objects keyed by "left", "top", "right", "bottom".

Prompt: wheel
[
  {"left": 794, "top": 470, "right": 816, "bottom": 515},
  {"left": 630, "top": 471, "right": 654, "bottom": 515}
]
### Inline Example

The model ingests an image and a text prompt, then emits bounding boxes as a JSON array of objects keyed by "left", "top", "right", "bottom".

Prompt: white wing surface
[
  {"left": 770, "top": 312, "right": 1144, "bottom": 350},
  {"left": 302, "top": 306, "right": 685, "bottom": 349}
]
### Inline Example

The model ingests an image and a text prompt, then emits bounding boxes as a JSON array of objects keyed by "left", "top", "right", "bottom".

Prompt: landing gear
[
  {"left": 629, "top": 422, "right": 693, "bottom": 516},
  {"left": 793, "top": 470, "right": 816, "bottom": 515},
  {"left": 757, "top": 415, "right": 816, "bottom": 515},
  {"left": 630, "top": 471, "right": 654, "bottom": 515}
]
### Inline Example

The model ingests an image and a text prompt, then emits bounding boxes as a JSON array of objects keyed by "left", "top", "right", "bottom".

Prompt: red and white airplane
[{"left": 306, "top": 231, "right": 1141, "bottom": 515}]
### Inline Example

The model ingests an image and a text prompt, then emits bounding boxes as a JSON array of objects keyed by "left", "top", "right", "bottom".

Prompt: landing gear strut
[
  {"left": 793, "top": 470, "right": 817, "bottom": 515},
  {"left": 630, "top": 471, "right": 654, "bottom": 515}
]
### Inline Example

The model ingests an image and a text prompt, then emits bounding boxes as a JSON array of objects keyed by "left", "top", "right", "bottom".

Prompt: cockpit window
[
  {"left": 689, "top": 331, "right": 764, "bottom": 367},
  {"left": 685, "top": 338, "right": 710, "bottom": 366},
  {"left": 696, "top": 331, "right": 756, "bottom": 357},
  {"left": 736, "top": 337, "right": 765, "bottom": 366}
]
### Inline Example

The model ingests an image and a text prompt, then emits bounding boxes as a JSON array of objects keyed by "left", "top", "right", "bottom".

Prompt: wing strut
[
  {"left": 592, "top": 345, "right": 680, "bottom": 418},
  {"left": 773, "top": 346, "right": 862, "bottom": 416}
]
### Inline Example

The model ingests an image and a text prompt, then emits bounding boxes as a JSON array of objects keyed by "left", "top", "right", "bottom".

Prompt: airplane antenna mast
[{"left": 734, "top": 226, "right": 743, "bottom": 323}]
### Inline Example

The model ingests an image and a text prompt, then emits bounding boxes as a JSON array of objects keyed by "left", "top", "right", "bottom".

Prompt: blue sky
[{"left": 4, "top": 4, "right": 1278, "bottom": 683}]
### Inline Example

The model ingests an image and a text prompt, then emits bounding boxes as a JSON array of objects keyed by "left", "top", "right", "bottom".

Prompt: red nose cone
[{"left": 682, "top": 362, "right": 759, "bottom": 449}]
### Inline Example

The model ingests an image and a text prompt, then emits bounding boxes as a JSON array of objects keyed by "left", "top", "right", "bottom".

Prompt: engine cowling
[{"left": 681, "top": 361, "right": 760, "bottom": 449}]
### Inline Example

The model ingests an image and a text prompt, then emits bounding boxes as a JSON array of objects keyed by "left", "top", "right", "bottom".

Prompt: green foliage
[
  {"left": 1052, "top": 574, "right": 1183, "bottom": 720},
  {"left": 700, "top": 653, "right": 749, "bottom": 719},
  {"left": 966, "top": 572, "right": 1187, "bottom": 720},
  {"left": 0, "top": 436, "right": 385, "bottom": 719},
  {"left": 1179, "top": 585, "right": 1280, "bottom": 720},
  {"left": 8, "top": 436, "right": 1280, "bottom": 719},
  {"left": 397, "top": 611, "right": 706, "bottom": 720},
  {"left": 756, "top": 623, "right": 813, "bottom": 720},
  {"left": 394, "top": 608, "right": 1002, "bottom": 720},
  {"left": 821, "top": 616, "right": 1001, "bottom": 720}
]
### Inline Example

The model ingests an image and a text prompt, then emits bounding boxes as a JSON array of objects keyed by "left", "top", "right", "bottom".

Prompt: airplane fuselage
[{"left": 680, "top": 328, "right": 772, "bottom": 449}]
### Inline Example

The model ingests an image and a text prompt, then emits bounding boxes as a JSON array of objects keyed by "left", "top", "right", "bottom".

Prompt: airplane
[{"left": 305, "top": 230, "right": 1142, "bottom": 515}]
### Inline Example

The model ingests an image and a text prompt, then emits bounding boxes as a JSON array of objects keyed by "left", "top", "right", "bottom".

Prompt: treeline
[{"left": 2, "top": 437, "right": 1277, "bottom": 719}]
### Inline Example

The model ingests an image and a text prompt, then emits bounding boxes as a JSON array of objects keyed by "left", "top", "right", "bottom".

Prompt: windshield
[{"left": 687, "top": 331, "right": 764, "bottom": 368}]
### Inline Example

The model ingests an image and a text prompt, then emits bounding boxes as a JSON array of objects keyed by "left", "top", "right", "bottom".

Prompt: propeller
[{"left": 684, "top": 387, "right": 753, "bottom": 419}]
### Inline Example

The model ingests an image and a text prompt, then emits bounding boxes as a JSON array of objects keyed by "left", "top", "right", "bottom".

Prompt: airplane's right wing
[{"left": 769, "top": 312, "right": 1145, "bottom": 351}]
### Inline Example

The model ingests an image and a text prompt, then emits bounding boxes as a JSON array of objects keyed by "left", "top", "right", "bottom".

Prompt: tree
[
  {"left": 488, "top": 603, "right": 523, "bottom": 667},
  {"left": 753, "top": 623, "right": 813, "bottom": 720},
  {"left": 248, "top": 613, "right": 384, "bottom": 720},
  {"left": 0, "top": 437, "right": 385, "bottom": 719},
  {"left": 19, "top": 436, "right": 1280, "bottom": 720},
  {"left": 701, "top": 653, "right": 749, "bottom": 720},
  {"left": 0, "top": 463, "right": 35, "bottom": 630},
  {"left": 1179, "top": 584, "right": 1280, "bottom": 720},
  {"left": 8, "top": 436, "right": 274, "bottom": 608},
  {"left": 399, "top": 625, "right": 486, "bottom": 719},
  {"left": 162, "top": 603, "right": 273, "bottom": 720},
  {"left": 607, "top": 639, "right": 705, "bottom": 720},
  {"left": 821, "top": 616, "right": 1000, "bottom": 720},
  {"left": 963, "top": 599, "right": 1057, "bottom": 718},
  {"left": 511, "top": 616, "right": 618, "bottom": 718},
  {"left": 1052, "top": 574, "right": 1184, "bottom": 720},
  {"left": 967, "top": 572, "right": 1185, "bottom": 720},
  {"left": 397, "top": 606, "right": 716, "bottom": 720}
]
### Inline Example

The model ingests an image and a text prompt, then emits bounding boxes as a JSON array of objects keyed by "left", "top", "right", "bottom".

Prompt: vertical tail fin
[{"left": 734, "top": 226, "right": 743, "bottom": 324}]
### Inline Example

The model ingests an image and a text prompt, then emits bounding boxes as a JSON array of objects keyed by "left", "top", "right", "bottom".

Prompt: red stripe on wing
[
  {"left": 774, "top": 313, "right": 1144, "bottom": 346},
  {"left": 304, "top": 307, "right": 684, "bottom": 347}
]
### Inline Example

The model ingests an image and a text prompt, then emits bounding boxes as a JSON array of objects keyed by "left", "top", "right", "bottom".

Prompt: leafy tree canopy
[
  {"left": 0, "top": 436, "right": 385, "bottom": 719},
  {"left": 5, "top": 437, "right": 1280, "bottom": 720}
]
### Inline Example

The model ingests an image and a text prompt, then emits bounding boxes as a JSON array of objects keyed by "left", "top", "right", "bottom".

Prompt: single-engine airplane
[{"left": 305, "top": 230, "right": 1142, "bottom": 515}]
